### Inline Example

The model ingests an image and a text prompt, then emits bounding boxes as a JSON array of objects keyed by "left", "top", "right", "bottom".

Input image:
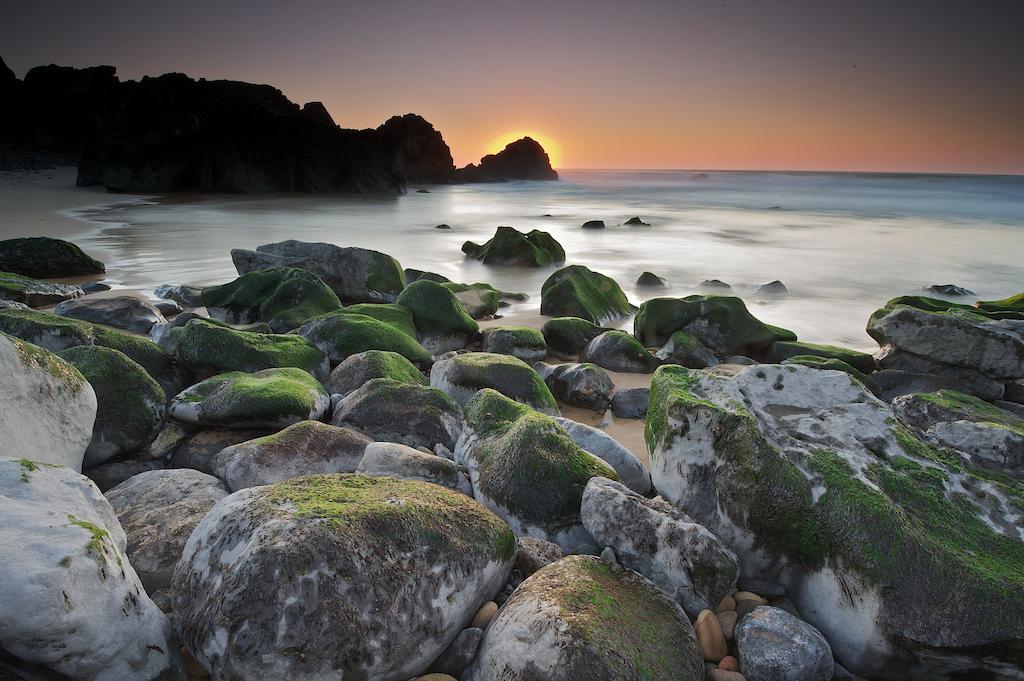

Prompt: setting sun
[{"left": 485, "top": 130, "right": 562, "bottom": 169}]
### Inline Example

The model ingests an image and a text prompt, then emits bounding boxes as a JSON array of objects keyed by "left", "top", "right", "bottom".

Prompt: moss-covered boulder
[
  {"left": 55, "top": 295, "right": 165, "bottom": 334},
  {"left": 782, "top": 355, "right": 879, "bottom": 394},
  {"left": 174, "top": 318, "right": 328, "bottom": 379},
  {"left": 463, "top": 555, "right": 704, "bottom": 681},
  {"left": 0, "top": 308, "right": 191, "bottom": 397},
  {"left": 338, "top": 303, "right": 417, "bottom": 338},
  {"left": 0, "top": 332, "right": 96, "bottom": 471},
  {"left": 481, "top": 325, "right": 547, "bottom": 363},
  {"left": 169, "top": 368, "right": 330, "bottom": 429},
  {"left": 0, "top": 270, "right": 84, "bottom": 307},
  {"left": 646, "top": 363, "right": 1024, "bottom": 678},
  {"left": 325, "top": 349, "right": 426, "bottom": 396},
  {"left": 431, "top": 352, "right": 559, "bottom": 416},
  {"left": 442, "top": 282, "right": 500, "bottom": 319},
  {"left": 769, "top": 339, "right": 875, "bottom": 374},
  {"left": 579, "top": 329, "right": 658, "bottom": 373},
  {"left": 977, "top": 292, "right": 1024, "bottom": 316},
  {"left": 462, "top": 226, "right": 565, "bottom": 267},
  {"left": 295, "top": 311, "right": 432, "bottom": 367},
  {"left": 331, "top": 378, "right": 464, "bottom": 450},
  {"left": 397, "top": 279, "right": 479, "bottom": 353},
  {"left": 634, "top": 295, "right": 795, "bottom": 356},
  {"left": 541, "top": 316, "right": 607, "bottom": 355},
  {"left": 172, "top": 474, "right": 514, "bottom": 680},
  {"left": 456, "top": 389, "right": 616, "bottom": 550},
  {"left": 201, "top": 266, "right": 342, "bottom": 333},
  {"left": 540, "top": 265, "right": 633, "bottom": 325},
  {"left": 0, "top": 237, "right": 105, "bottom": 277},
  {"left": 59, "top": 346, "right": 166, "bottom": 467},
  {"left": 537, "top": 362, "right": 615, "bottom": 412},
  {"left": 654, "top": 329, "right": 717, "bottom": 368}
]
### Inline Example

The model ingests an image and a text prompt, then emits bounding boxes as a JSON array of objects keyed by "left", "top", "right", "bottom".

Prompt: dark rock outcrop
[
  {"left": 375, "top": 113, "right": 456, "bottom": 184},
  {"left": 457, "top": 137, "right": 558, "bottom": 182}
]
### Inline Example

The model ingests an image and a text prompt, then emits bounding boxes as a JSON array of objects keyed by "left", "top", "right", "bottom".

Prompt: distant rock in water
[
  {"left": 299, "top": 101, "right": 336, "bottom": 127},
  {"left": 624, "top": 216, "right": 650, "bottom": 226},
  {"left": 636, "top": 271, "right": 667, "bottom": 288},
  {"left": 691, "top": 172, "right": 709, "bottom": 180},
  {"left": 924, "top": 283, "right": 976, "bottom": 297},
  {"left": 457, "top": 136, "right": 558, "bottom": 182},
  {"left": 699, "top": 279, "right": 732, "bottom": 291},
  {"left": 463, "top": 226, "right": 565, "bottom": 267},
  {"left": 753, "top": 280, "right": 789, "bottom": 297},
  {"left": 580, "top": 220, "right": 606, "bottom": 229}
]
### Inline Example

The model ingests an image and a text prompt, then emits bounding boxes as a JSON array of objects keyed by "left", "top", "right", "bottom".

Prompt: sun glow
[{"left": 484, "top": 130, "right": 562, "bottom": 169}]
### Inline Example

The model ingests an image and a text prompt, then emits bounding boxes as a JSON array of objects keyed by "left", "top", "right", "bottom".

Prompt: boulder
[
  {"left": 230, "top": 240, "right": 406, "bottom": 304},
  {"left": 105, "top": 468, "right": 228, "bottom": 602},
  {"left": 0, "top": 458, "right": 182, "bottom": 680},
  {"left": 768, "top": 340, "right": 876, "bottom": 374},
  {"left": 0, "top": 332, "right": 96, "bottom": 471},
  {"left": 874, "top": 344, "right": 1006, "bottom": 400},
  {"left": 554, "top": 419, "right": 651, "bottom": 495},
  {"left": 537, "top": 361, "right": 615, "bottom": 411},
  {"left": 636, "top": 271, "right": 667, "bottom": 288},
  {"left": 325, "top": 348, "right": 426, "bottom": 395},
  {"left": 463, "top": 555, "right": 705, "bottom": 681},
  {"left": 625, "top": 217, "right": 650, "bottom": 226},
  {"left": 976, "top": 292, "right": 1024, "bottom": 316},
  {"left": 55, "top": 295, "right": 166, "bottom": 334},
  {"left": 201, "top": 265, "right": 342, "bottom": 332},
  {"left": 0, "top": 236, "right": 104, "bottom": 277},
  {"left": 357, "top": 441, "right": 470, "bottom": 494},
  {"left": 753, "top": 280, "right": 789, "bottom": 297},
  {"left": 655, "top": 329, "right": 718, "bottom": 368},
  {"left": 612, "top": 387, "right": 650, "bottom": 419},
  {"left": 405, "top": 268, "right": 450, "bottom": 283},
  {"left": 168, "top": 427, "right": 273, "bottom": 474},
  {"left": 85, "top": 456, "right": 167, "bottom": 492},
  {"left": 443, "top": 282, "right": 501, "bottom": 319},
  {"left": 429, "top": 627, "right": 482, "bottom": 678},
  {"left": 541, "top": 316, "right": 607, "bottom": 355},
  {"left": 540, "top": 265, "right": 633, "bottom": 324},
  {"left": 456, "top": 137, "right": 558, "bottom": 182},
  {"left": 580, "top": 477, "right": 738, "bottom": 617},
  {"left": 397, "top": 279, "right": 480, "bottom": 353},
  {"left": 331, "top": 378, "right": 464, "bottom": 450},
  {"left": 645, "top": 363, "right": 1024, "bottom": 678},
  {"left": 59, "top": 345, "right": 166, "bottom": 467},
  {"left": 456, "top": 389, "right": 616, "bottom": 551},
  {"left": 338, "top": 302, "right": 419, "bottom": 337},
  {"left": 212, "top": 420, "right": 371, "bottom": 491},
  {"left": 634, "top": 295, "right": 795, "bottom": 355},
  {"left": 781, "top": 355, "right": 879, "bottom": 394},
  {"left": 431, "top": 352, "right": 559, "bottom": 416},
  {"left": 580, "top": 329, "right": 659, "bottom": 373},
  {"left": 153, "top": 299, "right": 182, "bottom": 317},
  {"left": 295, "top": 310, "right": 432, "bottom": 367},
  {"left": 154, "top": 284, "right": 204, "bottom": 308},
  {"left": 581, "top": 219, "right": 606, "bottom": 229},
  {"left": 736, "top": 606, "right": 833, "bottom": 681},
  {"left": 481, "top": 325, "right": 547, "bottom": 363},
  {"left": 172, "top": 474, "right": 515, "bottom": 680},
  {"left": 173, "top": 318, "right": 328, "bottom": 379},
  {"left": 924, "top": 284, "right": 975, "bottom": 297},
  {"left": 461, "top": 226, "right": 565, "bottom": 267},
  {"left": 0, "top": 270, "right": 84, "bottom": 306},
  {"left": 514, "top": 536, "right": 565, "bottom": 576},
  {"left": 169, "top": 368, "right": 330, "bottom": 429}
]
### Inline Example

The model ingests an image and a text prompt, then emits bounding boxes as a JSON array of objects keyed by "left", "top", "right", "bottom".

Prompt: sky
[{"left": 3, "top": 0, "right": 1023, "bottom": 173}]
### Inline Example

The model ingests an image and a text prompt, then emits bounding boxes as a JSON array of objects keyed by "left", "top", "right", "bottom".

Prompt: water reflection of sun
[{"left": 485, "top": 130, "right": 561, "bottom": 168}]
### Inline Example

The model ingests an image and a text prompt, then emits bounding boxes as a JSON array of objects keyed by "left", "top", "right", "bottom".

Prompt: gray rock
[
  {"left": 55, "top": 295, "right": 166, "bottom": 334},
  {"left": 872, "top": 368, "right": 971, "bottom": 402},
  {"left": 924, "top": 284, "right": 975, "bottom": 297},
  {"left": 154, "top": 284, "right": 204, "bottom": 308},
  {"left": 656, "top": 330, "right": 718, "bottom": 369},
  {"left": 736, "top": 606, "right": 833, "bottom": 681},
  {"left": 636, "top": 271, "right": 667, "bottom": 288},
  {"left": 324, "top": 349, "right": 427, "bottom": 396},
  {"left": 0, "top": 271, "right": 84, "bottom": 306},
  {"left": 481, "top": 326, "right": 547, "bottom": 364},
  {"left": 106, "top": 468, "right": 228, "bottom": 601},
  {"left": 332, "top": 378, "right": 464, "bottom": 450},
  {"left": 153, "top": 299, "right": 182, "bottom": 317},
  {"left": 0, "top": 299, "right": 30, "bottom": 309},
  {"left": 430, "top": 627, "right": 483, "bottom": 677},
  {"left": 611, "top": 387, "right": 649, "bottom": 418},
  {"left": 357, "top": 441, "right": 471, "bottom": 494},
  {"left": 537, "top": 361, "right": 615, "bottom": 411},
  {"left": 169, "top": 427, "right": 272, "bottom": 474},
  {"left": 81, "top": 282, "right": 112, "bottom": 294},
  {"left": 580, "top": 329, "right": 658, "bottom": 373},
  {"left": 85, "top": 455, "right": 166, "bottom": 492},
  {"left": 753, "top": 280, "right": 789, "bottom": 297},
  {"left": 581, "top": 477, "right": 738, "bottom": 617},
  {"left": 875, "top": 346, "right": 1004, "bottom": 401},
  {"left": 212, "top": 421, "right": 371, "bottom": 491},
  {"left": 0, "top": 458, "right": 183, "bottom": 680},
  {"left": 431, "top": 352, "right": 560, "bottom": 416},
  {"left": 554, "top": 418, "right": 651, "bottom": 495},
  {"left": 514, "top": 536, "right": 564, "bottom": 576}
]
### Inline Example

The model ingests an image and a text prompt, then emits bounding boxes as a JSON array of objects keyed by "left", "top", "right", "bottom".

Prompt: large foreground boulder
[
  {"left": 169, "top": 368, "right": 330, "bottom": 429},
  {"left": 0, "top": 332, "right": 96, "bottom": 471},
  {"left": 462, "top": 226, "right": 565, "bottom": 266},
  {"left": 231, "top": 240, "right": 406, "bottom": 304},
  {"left": 0, "top": 270, "right": 84, "bottom": 306},
  {"left": 201, "top": 266, "right": 342, "bottom": 332},
  {"left": 463, "top": 555, "right": 705, "bottom": 681},
  {"left": 332, "top": 378, "right": 464, "bottom": 450},
  {"left": 431, "top": 352, "right": 559, "bottom": 415},
  {"left": 55, "top": 295, "right": 166, "bottom": 334},
  {"left": 0, "top": 236, "right": 105, "bottom": 277},
  {"left": 645, "top": 363, "right": 1024, "bottom": 679},
  {"left": 456, "top": 389, "right": 616, "bottom": 551},
  {"left": 540, "top": 265, "right": 633, "bottom": 324},
  {"left": 0, "top": 458, "right": 183, "bottom": 680},
  {"left": 172, "top": 474, "right": 515, "bottom": 680}
]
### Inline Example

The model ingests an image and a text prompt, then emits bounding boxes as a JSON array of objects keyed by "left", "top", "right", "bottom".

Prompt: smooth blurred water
[{"left": 70, "top": 170, "right": 1024, "bottom": 351}]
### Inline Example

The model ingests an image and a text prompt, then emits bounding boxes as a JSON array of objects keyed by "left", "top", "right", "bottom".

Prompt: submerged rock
[
  {"left": 0, "top": 458, "right": 182, "bottom": 680},
  {"left": 0, "top": 332, "right": 96, "bottom": 471},
  {"left": 540, "top": 265, "right": 634, "bottom": 324},
  {"left": 463, "top": 555, "right": 705, "bottom": 681},
  {"left": 580, "top": 329, "right": 659, "bottom": 373},
  {"left": 174, "top": 318, "right": 328, "bottom": 379},
  {"left": 462, "top": 226, "right": 565, "bottom": 267},
  {"left": 432, "top": 352, "right": 559, "bottom": 416},
  {"left": 332, "top": 378, "right": 464, "bottom": 450},
  {"left": 624, "top": 216, "right": 650, "bottom": 226},
  {"left": 482, "top": 325, "right": 548, "bottom": 363},
  {"left": 456, "top": 389, "right": 615, "bottom": 551},
  {"left": 0, "top": 236, "right": 105, "bottom": 277},
  {"left": 580, "top": 219, "right": 606, "bottom": 229},
  {"left": 55, "top": 295, "right": 166, "bottom": 334},
  {"left": 212, "top": 420, "right": 371, "bottom": 491},
  {"left": 397, "top": 279, "right": 480, "bottom": 353},
  {"left": 231, "top": 240, "right": 406, "bottom": 304},
  {"left": 0, "top": 270, "right": 84, "bottom": 306},
  {"left": 172, "top": 474, "right": 514, "bottom": 680},
  {"left": 324, "top": 348, "right": 426, "bottom": 396},
  {"left": 169, "top": 368, "right": 330, "bottom": 429},
  {"left": 753, "top": 280, "right": 789, "bottom": 297},
  {"left": 201, "top": 265, "right": 342, "bottom": 332}
]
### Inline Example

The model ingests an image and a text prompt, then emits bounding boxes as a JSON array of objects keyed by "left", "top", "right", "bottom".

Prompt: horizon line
[{"left": 549, "top": 167, "right": 1024, "bottom": 178}]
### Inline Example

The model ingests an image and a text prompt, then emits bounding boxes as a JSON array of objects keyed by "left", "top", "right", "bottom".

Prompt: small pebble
[
  {"left": 695, "top": 609, "right": 728, "bottom": 662},
  {"left": 708, "top": 670, "right": 745, "bottom": 681},
  {"left": 718, "top": 655, "right": 739, "bottom": 672},
  {"left": 600, "top": 546, "right": 617, "bottom": 564},
  {"left": 734, "top": 591, "right": 768, "bottom": 605},
  {"left": 471, "top": 601, "right": 497, "bottom": 629},
  {"left": 716, "top": 595, "right": 736, "bottom": 613},
  {"left": 717, "top": 610, "right": 738, "bottom": 641}
]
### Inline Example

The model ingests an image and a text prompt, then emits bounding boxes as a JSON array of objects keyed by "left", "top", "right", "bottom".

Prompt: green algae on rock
[
  {"left": 175, "top": 318, "right": 328, "bottom": 379},
  {"left": 431, "top": 352, "right": 559, "bottom": 415},
  {"left": 541, "top": 316, "right": 608, "bottom": 355},
  {"left": 540, "top": 265, "right": 633, "bottom": 324},
  {"left": 201, "top": 265, "right": 343, "bottom": 333},
  {"left": 0, "top": 237, "right": 105, "bottom": 277},
  {"left": 634, "top": 295, "right": 795, "bottom": 355},
  {"left": 338, "top": 303, "right": 418, "bottom": 338},
  {"left": 325, "top": 349, "right": 427, "bottom": 396},
  {"left": 769, "top": 339, "right": 875, "bottom": 374},
  {"left": 397, "top": 279, "right": 480, "bottom": 352},
  {"left": 782, "top": 354, "right": 879, "bottom": 394},
  {"left": 461, "top": 226, "right": 566, "bottom": 267},
  {"left": 295, "top": 310, "right": 432, "bottom": 367}
]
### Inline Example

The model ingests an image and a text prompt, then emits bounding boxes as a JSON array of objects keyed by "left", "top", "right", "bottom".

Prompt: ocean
[{"left": 68, "top": 169, "right": 1024, "bottom": 351}]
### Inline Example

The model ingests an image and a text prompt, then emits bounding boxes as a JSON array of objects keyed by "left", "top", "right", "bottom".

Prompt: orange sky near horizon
[{"left": 3, "top": 0, "right": 1023, "bottom": 174}]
